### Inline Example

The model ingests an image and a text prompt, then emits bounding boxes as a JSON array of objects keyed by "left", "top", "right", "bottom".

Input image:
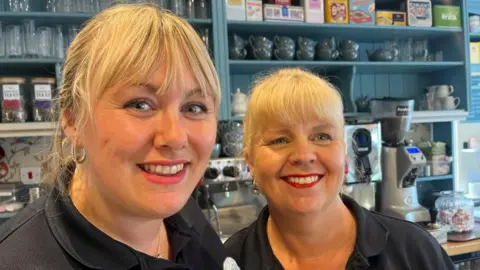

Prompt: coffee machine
[
  {"left": 370, "top": 98, "right": 431, "bottom": 223},
  {"left": 342, "top": 122, "right": 382, "bottom": 211}
]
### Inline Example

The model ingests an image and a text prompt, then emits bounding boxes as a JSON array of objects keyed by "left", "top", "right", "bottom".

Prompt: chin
[{"left": 142, "top": 192, "right": 191, "bottom": 219}]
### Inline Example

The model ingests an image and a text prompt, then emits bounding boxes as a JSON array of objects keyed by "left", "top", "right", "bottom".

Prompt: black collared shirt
[
  {"left": 225, "top": 195, "right": 455, "bottom": 270},
  {"left": 0, "top": 187, "right": 228, "bottom": 270}
]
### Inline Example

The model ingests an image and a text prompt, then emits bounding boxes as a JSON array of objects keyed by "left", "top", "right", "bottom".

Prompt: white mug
[
  {"left": 442, "top": 96, "right": 460, "bottom": 110},
  {"left": 436, "top": 85, "right": 454, "bottom": 98}
]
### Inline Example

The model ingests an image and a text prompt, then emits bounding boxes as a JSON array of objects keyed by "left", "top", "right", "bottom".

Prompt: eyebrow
[{"left": 140, "top": 84, "right": 210, "bottom": 99}]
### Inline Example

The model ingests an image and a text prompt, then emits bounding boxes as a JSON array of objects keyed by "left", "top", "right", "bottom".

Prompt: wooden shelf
[
  {"left": 0, "top": 122, "right": 56, "bottom": 138},
  {"left": 442, "top": 239, "right": 480, "bottom": 256},
  {"left": 229, "top": 60, "right": 464, "bottom": 74},
  {"left": 417, "top": 174, "right": 453, "bottom": 182},
  {"left": 0, "top": 12, "right": 212, "bottom": 26},
  {"left": 227, "top": 21, "right": 462, "bottom": 42}
]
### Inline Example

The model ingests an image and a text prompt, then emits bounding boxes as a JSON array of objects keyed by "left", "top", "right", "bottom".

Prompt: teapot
[
  {"left": 231, "top": 88, "right": 248, "bottom": 117},
  {"left": 366, "top": 47, "right": 399, "bottom": 61}
]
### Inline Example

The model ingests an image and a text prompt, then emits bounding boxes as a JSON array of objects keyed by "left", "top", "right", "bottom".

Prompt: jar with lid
[
  {"left": 31, "top": 77, "right": 56, "bottom": 122},
  {"left": 0, "top": 77, "right": 28, "bottom": 123},
  {"left": 435, "top": 191, "right": 475, "bottom": 233}
]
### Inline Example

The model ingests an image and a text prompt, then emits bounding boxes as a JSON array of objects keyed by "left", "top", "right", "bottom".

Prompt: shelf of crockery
[
  {"left": 0, "top": 12, "right": 212, "bottom": 26},
  {"left": 228, "top": 60, "right": 464, "bottom": 75},
  {"left": 0, "top": 122, "right": 56, "bottom": 138},
  {"left": 227, "top": 21, "right": 462, "bottom": 42},
  {"left": 230, "top": 110, "right": 468, "bottom": 123}
]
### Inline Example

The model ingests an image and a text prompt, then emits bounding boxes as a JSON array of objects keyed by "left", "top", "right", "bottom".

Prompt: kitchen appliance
[
  {"left": 371, "top": 98, "right": 431, "bottom": 223},
  {"left": 342, "top": 122, "right": 382, "bottom": 210}
]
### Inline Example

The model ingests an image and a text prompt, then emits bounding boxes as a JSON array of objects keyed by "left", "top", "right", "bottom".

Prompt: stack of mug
[{"left": 426, "top": 85, "right": 460, "bottom": 111}]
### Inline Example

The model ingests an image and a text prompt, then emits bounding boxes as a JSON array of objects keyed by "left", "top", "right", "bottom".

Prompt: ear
[{"left": 62, "top": 109, "right": 82, "bottom": 147}]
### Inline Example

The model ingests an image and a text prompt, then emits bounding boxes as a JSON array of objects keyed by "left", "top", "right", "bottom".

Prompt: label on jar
[
  {"left": 34, "top": 85, "right": 52, "bottom": 100},
  {"left": 2, "top": 85, "right": 20, "bottom": 100}
]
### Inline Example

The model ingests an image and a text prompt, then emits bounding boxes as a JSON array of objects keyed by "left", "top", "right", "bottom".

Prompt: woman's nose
[
  {"left": 153, "top": 110, "right": 188, "bottom": 150},
  {"left": 289, "top": 141, "right": 317, "bottom": 166}
]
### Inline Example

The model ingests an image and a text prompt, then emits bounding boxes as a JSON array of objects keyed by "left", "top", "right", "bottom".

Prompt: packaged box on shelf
[
  {"left": 407, "top": 0, "right": 432, "bottom": 27},
  {"left": 376, "top": 10, "right": 407, "bottom": 26},
  {"left": 227, "top": 0, "right": 246, "bottom": 21},
  {"left": 471, "top": 43, "right": 480, "bottom": 64},
  {"left": 246, "top": 0, "right": 263, "bottom": 21},
  {"left": 302, "top": 0, "right": 325, "bottom": 23},
  {"left": 273, "top": 0, "right": 291, "bottom": 4},
  {"left": 263, "top": 4, "right": 305, "bottom": 22},
  {"left": 349, "top": 0, "right": 375, "bottom": 25},
  {"left": 433, "top": 5, "right": 461, "bottom": 28},
  {"left": 325, "top": 0, "right": 349, "bottom": 24}
]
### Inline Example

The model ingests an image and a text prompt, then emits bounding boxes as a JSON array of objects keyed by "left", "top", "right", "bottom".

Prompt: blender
[{"left": 370, "top": 98, "right": 431, "bottom": 223}]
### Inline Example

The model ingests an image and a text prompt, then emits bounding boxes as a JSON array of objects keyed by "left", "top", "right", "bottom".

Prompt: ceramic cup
[
  {"left": 436, "top": 85, "right": 454, "bottom": 98},
  {"left": 441, "top": 96, "right": 460, "bottom": 110}
]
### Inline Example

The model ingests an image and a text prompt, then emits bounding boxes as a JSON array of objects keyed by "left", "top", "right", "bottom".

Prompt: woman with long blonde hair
[{"left": 0, "top": 4, "right": 235, "bottom": 269}]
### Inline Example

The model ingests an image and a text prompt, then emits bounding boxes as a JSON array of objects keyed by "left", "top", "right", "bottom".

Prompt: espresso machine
[
  {"left": 371, "top": 98, "right": 431, "bottom": 223},
  {"left": 342, "top": 121, "right": 382, "bottom": 211}
]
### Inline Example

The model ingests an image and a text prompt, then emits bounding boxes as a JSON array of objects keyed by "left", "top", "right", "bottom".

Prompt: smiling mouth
[
  {"left": 138, "top": 163, "right": 186, "bottom": 176},
  {"left": 281, "top": 175, "right": 323, "bottom": 188}
]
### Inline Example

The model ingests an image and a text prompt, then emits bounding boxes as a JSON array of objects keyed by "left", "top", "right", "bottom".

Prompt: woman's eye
[
  {"left": 183, "top": 104, "right": 207, "bottom": 114},
  {"left": 270, "top": 137, "right": 289, "bottom": 145},
  {"left": 124, "top": 100, "right": 152, "bottom": 111},
  {"left": 313, "top": 133, "right": 332, "bottom": 141}
]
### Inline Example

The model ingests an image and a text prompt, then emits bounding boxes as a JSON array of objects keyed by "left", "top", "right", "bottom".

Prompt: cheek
[
  {"left": 187, "top": 121, "right": 217, "bottom": 159},
  {"left": 320, "top": 142, "right": 346, "bottom": 175}
]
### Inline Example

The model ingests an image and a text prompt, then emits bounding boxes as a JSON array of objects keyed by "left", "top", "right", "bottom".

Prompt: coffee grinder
[{"left": 370, "top": 98, "right": 431, "bottom": 223}]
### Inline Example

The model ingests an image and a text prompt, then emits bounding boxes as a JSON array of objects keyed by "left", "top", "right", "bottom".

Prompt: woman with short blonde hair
[
  {"left": 0, "top": 4, "right": 233, "bottom": 269},
  {"left": 225, "top": 68, "right": 454, "bottom": 270}
]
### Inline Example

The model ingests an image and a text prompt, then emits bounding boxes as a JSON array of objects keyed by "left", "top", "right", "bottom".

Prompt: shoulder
[
  {"left": 370, "top": 211, "right": 454, "bottom": 269},
  {"left": 0, "top": 197, "right": 70, "bottom": 269}
]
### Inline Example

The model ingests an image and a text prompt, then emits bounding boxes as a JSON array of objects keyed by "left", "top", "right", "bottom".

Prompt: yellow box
[
  {"left": 325, "top": 0, "right": 349, "bottom": 24},
  {"left": 470, "top": 42, "right": 480, "bottom": 64},
  {"left": 376, "top": 10, "right": 407, "bottom": 26}
]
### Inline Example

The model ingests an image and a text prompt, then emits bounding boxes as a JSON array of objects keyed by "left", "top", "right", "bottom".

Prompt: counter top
[{"left": 442, "top": 239, "right": 480, "bottom": 256}]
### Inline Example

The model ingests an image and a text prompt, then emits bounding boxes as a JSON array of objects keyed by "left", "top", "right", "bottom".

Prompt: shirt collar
[
  {"left": 254, "top": 194, "right": 389, "bottom": 269},
  {"left": 44, "top": 187, "right": 193, "bottom": 269}
]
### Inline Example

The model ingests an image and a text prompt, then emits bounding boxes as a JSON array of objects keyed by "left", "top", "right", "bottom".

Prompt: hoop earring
[{"left": 71, "top": 144, "right": 86, "bottom": 164}]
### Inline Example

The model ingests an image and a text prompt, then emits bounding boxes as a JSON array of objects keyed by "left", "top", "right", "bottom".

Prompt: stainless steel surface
[
  {"left": 380, "top": 146, "right": 430, "bottom": 222},
  {"left": 341, "top": 182, "right": 376, "bottom": 211},
  {"left": 344, "top": 122, "right": 382, "bottom": 184},
  {"left": 370, "top": 98, "right": 414, "bottom": 144}
]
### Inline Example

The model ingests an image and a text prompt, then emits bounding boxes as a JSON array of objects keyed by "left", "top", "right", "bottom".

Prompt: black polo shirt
[
  {"left": 225, "top": 194, "right": 455, "bottom": 270},
  {"left": 0, "top": 187, "right": 230, "bottom": 269}
]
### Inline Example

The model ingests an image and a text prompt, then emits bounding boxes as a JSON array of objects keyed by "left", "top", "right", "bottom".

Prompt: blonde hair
[
  {"left": 243, "top": 68, "right": 344, "bottom": 156},
  {"left": 43, "top": 4, "right": 221, "bottom": 191}
]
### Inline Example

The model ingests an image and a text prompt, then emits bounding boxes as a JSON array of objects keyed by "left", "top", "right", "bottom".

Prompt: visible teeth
[
  {"left": 141, "top": 164, "right": 184, "bottom": 175},
  {"left": 286, "top": 176, "right": 319, "bottom": 184}
]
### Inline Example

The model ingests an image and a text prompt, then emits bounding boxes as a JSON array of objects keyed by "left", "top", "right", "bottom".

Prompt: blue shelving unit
[{"left": 417, "top": 174, "right": 454, "bottom": 182}]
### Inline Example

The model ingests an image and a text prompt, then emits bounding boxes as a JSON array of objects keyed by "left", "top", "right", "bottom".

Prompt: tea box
[
  {"left": 302, "top": 0, "right": 324, "bottom": 23},
  {"left": 325, "top": 0, "right": 349, "bottom": 24},
  {"left": 246, "top": 0, "right": 263, "bottom": 21},
  {"left": 433, "top": 5, "right": 461, "bottom": 28},
  {"left": 407, "top": 0, "right": 432, "bottom": 27},
  {"left": 470, "top": 42, "right": 480, "bottom": 64},
  {"left": 376, "top": 10, "right": 406, "bottom": 26},
  {"left": 264, "top": 4, "right": 305, "bottom": 22},
  {"left": 226, "top": 0, "right": 246, "bottom": 21},
  {"left": 349, "top": 0, "right": 375, "bottom": 25}
]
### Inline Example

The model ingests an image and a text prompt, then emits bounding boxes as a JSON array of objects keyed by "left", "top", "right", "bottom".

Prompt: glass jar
[
  {"left": 435, "top": 191, "right": 475, "bottom": 233},
  {"left": 31, "top": 77, "right": 56, "bottom": 122},
  {"left": 0, "top": 77, "right": 28, "bottom": 123}
]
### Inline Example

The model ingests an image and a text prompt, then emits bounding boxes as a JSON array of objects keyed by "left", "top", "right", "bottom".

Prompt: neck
[
  {"left": 267, "top": 196, "right": 357, "bottom": 260},
  {"left": 69, "top": 168, "right": 167, "bottom": 257}
]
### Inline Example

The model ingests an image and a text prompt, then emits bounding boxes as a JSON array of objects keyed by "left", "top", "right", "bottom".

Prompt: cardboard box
[
  {"left": 246, "top": 0, "right": 263, "bottom": 21},
  {"left": 433, "top": 5, "right": 461, "bottom": 28},
  {"left": 349, "top": 0, "right": 375, "bottom": 24},
  {"left": 226, "top": 0, "right": 246, "bottom": 21},
  {"left": 471, "top": 42, "right": 480, "bottom": 64},
  {"left": 263, "top": 4, "right": 305, "bottom": 22},
  {"left": 325, "top": 0, "right": 349, "bottom": 24},
  {"left": 376, "top": 10, "right": 407, "bottom": 26},
  {"left": 302, "top": 0, "right": 324, "bottom": 23}
]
